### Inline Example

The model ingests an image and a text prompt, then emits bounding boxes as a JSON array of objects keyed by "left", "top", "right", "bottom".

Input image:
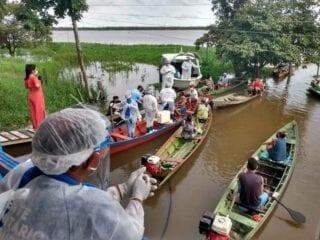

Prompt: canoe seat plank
[{"left": 229, "top": 211, "right": 259, "bottom": 228}]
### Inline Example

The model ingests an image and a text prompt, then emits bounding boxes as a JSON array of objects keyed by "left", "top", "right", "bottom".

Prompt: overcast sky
[{"left": 56, "top": 0, "right": 215, "bottom": 27}]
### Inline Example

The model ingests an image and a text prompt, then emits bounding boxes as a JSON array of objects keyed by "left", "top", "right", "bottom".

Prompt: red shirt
[{"left": 253, "top": 80, "right": 263, "bottom": 90}]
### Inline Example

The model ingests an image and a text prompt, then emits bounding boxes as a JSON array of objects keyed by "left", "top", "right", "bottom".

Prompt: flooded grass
[{"left": 0, "top": 43, "right": 230, "bottom": 130}]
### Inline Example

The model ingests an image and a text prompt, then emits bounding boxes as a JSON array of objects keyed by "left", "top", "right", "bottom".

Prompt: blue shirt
[
  {"left": 268, "top": 138, "right": 287, "bottom": 162},
  {"left": 131, "top": 89, "right": 142, "bottom": 102}
]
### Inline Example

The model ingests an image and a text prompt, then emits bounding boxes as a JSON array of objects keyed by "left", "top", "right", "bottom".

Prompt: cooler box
[{"left": 157, "top": 110, "right": 171, "bottom": 124}]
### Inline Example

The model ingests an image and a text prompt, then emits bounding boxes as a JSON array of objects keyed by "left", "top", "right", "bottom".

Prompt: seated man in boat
[
  {"left": 187, "top": 84, "right": 199, "bottom": 109},
  {"left": 121, "top": 92, "right": 142, "bottom": 138},
  {"left": 247, "top": 80, "right": 254, "bottom": 95},
  {"left": 218, "top": 73, "right": 230, "bottom": 87},
  {"left": 252, "top": 78, "right": 264, "bottom": 95},
  {"left": 181, "top": 115, "right": 197, "bottom": 140},
  {"left": 197, "top": 99, "right": 210, "bottom": 123},
  {"left": 238, "top": 158, "right": 269, "bottom": 210},
  {"left": 142, "top": 87, "right": 159, "bottom": 133},
  {"left": 175, "top": 95, "right": 188, "bottom": 117},
  {"left": 108, "top": 96, "right": 122, "bottom": 120},
  {"left": 159, "top": 83, "right": 177, "bottom": 119},
  {"left": 266, "top": 131, "right": 287, "bottom": 163}
]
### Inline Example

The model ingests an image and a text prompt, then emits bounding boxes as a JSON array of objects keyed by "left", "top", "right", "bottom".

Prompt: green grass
[{"left": 0, "top": 43, "right": 230, "bottom": 131}]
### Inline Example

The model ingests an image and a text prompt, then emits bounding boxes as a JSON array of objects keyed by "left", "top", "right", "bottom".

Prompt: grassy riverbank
[{"left": 0, "top": 43, "right": 231, "bottom": 131}]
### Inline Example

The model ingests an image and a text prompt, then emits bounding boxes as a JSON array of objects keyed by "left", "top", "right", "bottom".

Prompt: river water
[
  {"left": 110, "top": 65, "right": 320, "bottom": 240},
  {"left": 4, "top": 65, "right": 320, "bottom": 239},
  {"left": 52, "top": 29, "right": 206, "bottom": 45}
]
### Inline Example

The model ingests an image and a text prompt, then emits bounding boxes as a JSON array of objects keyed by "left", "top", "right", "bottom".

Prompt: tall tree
[
  {"left": 22, "top": 0, "right": 92, "bottom": 99},
  {"left": 0, "top": 2, "right": 51, "bottom": 56},
  {"left": 198, "top": 0, "right": 320, "bottom": 77}
]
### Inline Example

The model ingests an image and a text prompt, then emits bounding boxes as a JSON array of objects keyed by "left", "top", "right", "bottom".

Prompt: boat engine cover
[
  {"left": 147, "top": 155, "right": 161, "bottom": 164},
  {"left": 211, "top": 215, "right": 232, "bottom": 236}
]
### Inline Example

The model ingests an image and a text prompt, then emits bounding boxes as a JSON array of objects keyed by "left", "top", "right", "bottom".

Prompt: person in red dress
[{"left": 24, "top": 64, "right": 46, "bottom": 129}]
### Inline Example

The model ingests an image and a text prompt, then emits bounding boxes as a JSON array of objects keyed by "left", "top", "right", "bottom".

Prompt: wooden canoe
[
  {"left": 208, "top": 121, "right": 298, "bottom": 240},
  {"left": 273, "top": 66, "right": 290, "bottom": 80},
  {"left": 146, "top": 110, "right": 213, "bottom": 189},
  {"left": 199, "top": 80, "right": 248, "bottom": 97},
  {"left": 213, "top": 93, "right": 259, "bottom": 108},
  {"left": 308, "top": 83, "right": 320, "bottom": 97},
  {"left": 110, "top": 120, "right": 181, "bottom": 154}
]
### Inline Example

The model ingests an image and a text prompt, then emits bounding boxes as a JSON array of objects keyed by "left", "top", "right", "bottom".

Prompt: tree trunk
[
  {"left": 8, "top": 47, "right": 15, "bottom": 57},
  {"left": 317, "top": 63, "right": 320, "bottom": 79},
  {"left": 71, "top": 18, "right": 92, "bottom": 100}
]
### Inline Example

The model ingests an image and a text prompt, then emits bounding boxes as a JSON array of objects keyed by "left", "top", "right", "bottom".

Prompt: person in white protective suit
[
  {"left": 160, "top": 58, "right": 176, "bottom": 89},
  {"left": 122, "top": 92, "right": 142, "bottom": 138},
  {"left": 0, "top": 108, "right": 157, "bottom": 240},
  {"left": 181, "top": 57, "right": 198, "bottom": 79},
  {"left": 159, "top": 83, "right": 177, "bottom": 117},
  {"left": 142, "top": 87, "right": 159, "bottom": 133}
]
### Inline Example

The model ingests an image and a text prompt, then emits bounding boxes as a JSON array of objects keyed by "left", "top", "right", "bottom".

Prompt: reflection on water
[
  {"left": 111, "top": 64, "right": 320, "bottom": 240},
  {"left": 60, "top": 62, "right": 159, "bottom": 100}
]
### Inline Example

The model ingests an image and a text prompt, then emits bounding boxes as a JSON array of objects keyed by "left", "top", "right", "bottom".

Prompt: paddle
[{"left": 272, "top": 197, "right": 306, "bottom": 224}]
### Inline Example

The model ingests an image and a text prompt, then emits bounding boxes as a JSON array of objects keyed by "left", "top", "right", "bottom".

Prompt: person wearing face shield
[
  {"left": 122, "top": 92, "right": 142, "bottom": 138},
  {"left": 0, "top": 108, "right": 157, "bottom": 240},
  {"left": 181, "top": 57, "right": 198, "bottom": 79},
  {"left": 160, "top": 58, "right": 176, "bottom": 89},
  {"left": 142, "top": 86, "right": 159, "bottom": 133}
]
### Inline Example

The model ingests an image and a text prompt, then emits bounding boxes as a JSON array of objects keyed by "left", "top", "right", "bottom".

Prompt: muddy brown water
[{"left": 4, "top": 65, "right": 320, "bottom": 240}]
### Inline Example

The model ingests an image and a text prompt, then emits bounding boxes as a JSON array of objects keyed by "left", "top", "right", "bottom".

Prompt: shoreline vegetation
[
  {"left": 0, "top": 43, "right": 231, "bottom": 131},
  {"left": 53, "top": 26, "right": 210, "bottom": 31}
]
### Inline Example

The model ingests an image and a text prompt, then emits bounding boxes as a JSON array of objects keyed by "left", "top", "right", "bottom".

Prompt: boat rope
[{"left": 160, "top": 182, "right": 173, "bottom": 240}]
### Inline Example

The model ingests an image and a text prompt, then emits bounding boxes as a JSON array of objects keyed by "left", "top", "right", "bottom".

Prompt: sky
[{"left": 56, "top": 0, "right": 215, "bottom": 28}]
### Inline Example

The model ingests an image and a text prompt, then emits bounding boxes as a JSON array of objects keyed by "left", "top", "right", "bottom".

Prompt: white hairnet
[{"left": 31, "top": 108, "right": 110, "bottom": 175}]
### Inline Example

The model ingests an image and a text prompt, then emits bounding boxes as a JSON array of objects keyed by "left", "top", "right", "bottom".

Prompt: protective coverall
[
  {"left": 159, "top": 88, "right": 177, "bottom": 114},
  {"left": 160, "top": 64, "right": 176, "bottom": 89},
  {"left": 121, "top": 100, "right": 141, "bottom": 138},
  {"left": 0, "top": 160, "right": 145, "bottom": 240},
  {"left": 25, "top": 74, "right": 46, "bottom": 129},
  {"left": 142, "top": 94, "right": 158, "bottom": 130},
  {"left": 181, "top": 60, "right": 197, "bottom": 79}
]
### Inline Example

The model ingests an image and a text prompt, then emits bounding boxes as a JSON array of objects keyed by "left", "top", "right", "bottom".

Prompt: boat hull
[
  {"left": 110, "top": 121, "right": 180, "bottom": 154},
  {"left": 214, "top": 94, "right": 259, "bottom": 108},
  {"left": 209, "top": 121, "right": 298, "bottom": 240},
  {"left": 152, "top": 111, "right": 213, "bottom": 189},
  {"left": 308, "top": 86, "right": 320, "bottom": 97},
  {"left": 173, "top": 76, "right": 201, "bottom": 89}
]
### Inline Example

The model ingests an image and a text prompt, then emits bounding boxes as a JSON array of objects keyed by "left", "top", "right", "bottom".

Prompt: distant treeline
[{"left": 53, "top": 26, "right": 210, "bottom": 31}]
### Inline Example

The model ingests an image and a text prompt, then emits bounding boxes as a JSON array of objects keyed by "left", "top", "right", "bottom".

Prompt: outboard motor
[
  {"left": 141, "top": 154, "right": 152, "bottom": 166},
  {"left": 199, "top": 211, "right": 214, "bottom": 235}
]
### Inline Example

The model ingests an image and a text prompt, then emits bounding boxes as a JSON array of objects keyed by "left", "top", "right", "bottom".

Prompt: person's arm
[
  {"left": 0, "top": 160, "right": 33, "bottom": 193},
  {"left": 31, "top": 75, "right": 41, "bottom": 89}
]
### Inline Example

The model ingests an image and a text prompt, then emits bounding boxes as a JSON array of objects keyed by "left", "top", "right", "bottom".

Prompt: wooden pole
[{"left": 71, "top": 18, "right": 92, "bottom": 100}]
